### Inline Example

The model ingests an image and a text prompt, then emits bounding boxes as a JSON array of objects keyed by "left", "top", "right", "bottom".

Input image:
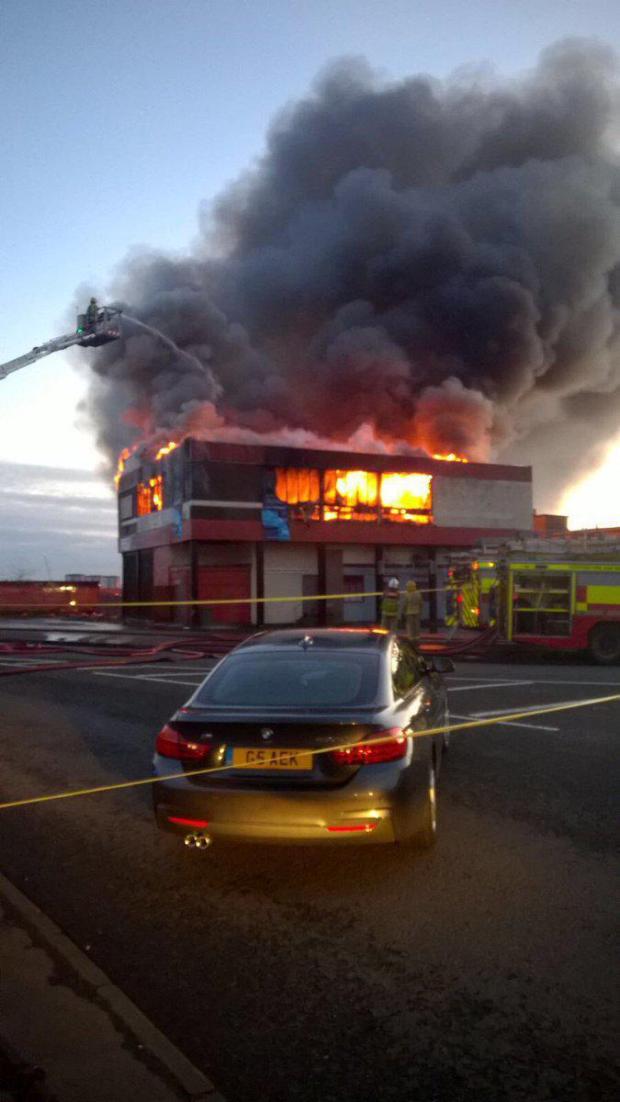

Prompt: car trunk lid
[{"left": 168, "top": 711, "right": 386, "bottom": 787}]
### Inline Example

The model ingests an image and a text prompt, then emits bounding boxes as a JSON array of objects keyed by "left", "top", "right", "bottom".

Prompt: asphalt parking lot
[{"left": 0, "top": 655, "right": 618, "bottom": 1101}]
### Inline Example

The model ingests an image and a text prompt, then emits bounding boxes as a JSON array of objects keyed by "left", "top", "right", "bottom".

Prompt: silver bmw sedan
[{"left": 152, "top": 629, "right": 452, "bottom": 849}]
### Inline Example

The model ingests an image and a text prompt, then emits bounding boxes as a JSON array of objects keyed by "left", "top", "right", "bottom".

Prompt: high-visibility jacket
[
  {"left": 404, "top": 589, "right": 422, "bottom": 616},
  {"left": 381, "top": 590, "right": 400, "bottom": 617}
]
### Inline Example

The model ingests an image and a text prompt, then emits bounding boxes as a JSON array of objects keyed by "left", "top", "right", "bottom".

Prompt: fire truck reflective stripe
[
  {"left": 512, "top": 563, "right": 620, "bottom": 574},
  {"left": 586, "top": 585, "right": 620, "bottom": 607}
]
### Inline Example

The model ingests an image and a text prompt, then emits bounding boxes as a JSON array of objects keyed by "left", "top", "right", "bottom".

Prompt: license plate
[{"left": 231, "top": 747, "right": 313, "bottom": 771}]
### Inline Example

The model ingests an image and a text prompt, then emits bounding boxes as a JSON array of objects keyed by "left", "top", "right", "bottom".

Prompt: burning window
[
  {"left": 274, "top": 467, "right": 432, "bottom": 524},
  {"left": 275, "top": 468, "right": 320, "bottom": 520},
  {"left": 137, "top": 475, "right": 164, "bottom": 515},
  {"left": 380, "top": 473, "right": 432, "bottom": 523},
  {"left": 324, "top": 470, "right": 379, "bottom": 521},
  {"left": 325, "top": 470, "right": 432, "bottom": 523}
]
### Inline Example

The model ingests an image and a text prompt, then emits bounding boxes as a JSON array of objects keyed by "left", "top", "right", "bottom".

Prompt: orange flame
[
  {"left": 137, "top": 475, "right": 164, "bottom": 515},
  {"left": 114, "top": 446, "right": 134, "bottom": 487},
  {"left": 115, "top": 439, "right": 179, "bottom": 486},
  {"left": 277, "top": 467, "right": 432, "bottom": 523},
  {"left": 380, "top": 472, "right": 432, "bottom": 510},
  {"left": 432, "top": 453, "right": 468, "bottom": 463},
  {"left": 334, "top": 470, "right": 377, "bottom": 506},
  {"left": 155, "top": 440, "right": 179, "bottom": 460}
]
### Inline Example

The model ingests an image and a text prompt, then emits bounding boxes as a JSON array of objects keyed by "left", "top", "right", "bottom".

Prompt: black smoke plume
[{"left": 81, "top": 40, "right": 620, "bottom": 505}]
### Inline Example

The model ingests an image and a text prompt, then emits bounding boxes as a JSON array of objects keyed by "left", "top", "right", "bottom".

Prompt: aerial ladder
[{"left": 0, "top": 302, "right": 122, "bottom": 381}]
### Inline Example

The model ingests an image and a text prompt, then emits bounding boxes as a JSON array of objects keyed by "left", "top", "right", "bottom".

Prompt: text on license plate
[{"left": 231, "top": 747, "right": 313, "bottom": 771}]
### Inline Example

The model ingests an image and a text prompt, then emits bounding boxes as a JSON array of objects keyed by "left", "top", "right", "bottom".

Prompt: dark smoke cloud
[{"left": 82, "top": 39, "right": 620, "bottom": 504}]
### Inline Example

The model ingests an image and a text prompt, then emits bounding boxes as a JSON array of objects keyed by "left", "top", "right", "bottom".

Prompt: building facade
[{"left": 117, "top": 439, "right": 533, "bottom": 626}]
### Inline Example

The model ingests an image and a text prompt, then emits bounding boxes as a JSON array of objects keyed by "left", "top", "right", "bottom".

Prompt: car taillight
[
  {"left": 155, "top": 724, "right": 210, "bottom": 761},
  {"left": 330, "top": 728, "right": 408, "bottom": 766}
]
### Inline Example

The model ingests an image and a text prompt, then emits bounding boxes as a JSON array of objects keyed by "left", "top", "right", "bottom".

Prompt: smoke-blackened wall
[{"left": 82, "top": 40, "right": 620, "bottom": 505}]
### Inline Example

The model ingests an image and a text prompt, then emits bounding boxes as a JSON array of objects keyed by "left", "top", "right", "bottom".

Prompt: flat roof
[{"left": 187, "top": 438, "right": 532, "bottom": 482}]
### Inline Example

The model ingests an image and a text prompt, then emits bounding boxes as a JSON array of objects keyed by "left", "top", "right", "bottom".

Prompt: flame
[
  {"left": 275, "top": 468, "right": 320, "bottom": 504},
  {"left": 114, "top": 446, "right": 134, "bottom": 487},
  {"left": 275, "top": 467, "right": 432, "bottom": 523},
  {"left": 380, "top": 472, "right": 432, "bottom": 510},
  {"left": 115, "top": 422, "right": 467, "bottom": 492},
  {"left": 114, "top": 439, "right": 179, "bottom": 487},
  {"left": 334, "top": 470, "right": 378, "bottom": 506},
  {"left": 137, "top": 475, "right": 164, "bottom": 515},
  {"left": 155, "top": 440, "right": 179, "bottom": 461}
]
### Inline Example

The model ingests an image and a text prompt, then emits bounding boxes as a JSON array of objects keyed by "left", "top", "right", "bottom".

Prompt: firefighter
[
  {"left": 404, "top": 579, "right": 423, "bottom": 643},
  {"left": 86, "top": 297, "right": 98, "bottom": 328},
  {"left": 381, "top": 577, "right": 400, "bottom": 631}
]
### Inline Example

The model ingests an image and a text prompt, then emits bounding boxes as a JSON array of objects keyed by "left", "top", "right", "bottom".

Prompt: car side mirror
[{"left": 427, "top": 656, "right": 454, "bottom": 674}]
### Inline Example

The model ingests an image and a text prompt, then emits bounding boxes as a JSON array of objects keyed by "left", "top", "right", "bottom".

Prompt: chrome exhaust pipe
[{"left": 184, "top": 831, "right": 212, "bottom": 850}]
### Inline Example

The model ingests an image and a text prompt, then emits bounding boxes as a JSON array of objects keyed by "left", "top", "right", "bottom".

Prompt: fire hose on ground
[
  {"left": 0, "top": 635, "right": 248, "bottom": 678},
  {"left": 0, "top": 585, "right": 497, "bottom": 677}
]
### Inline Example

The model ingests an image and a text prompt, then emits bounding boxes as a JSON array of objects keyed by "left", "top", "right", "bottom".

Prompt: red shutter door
[{"left": 198, "top": 565, "right": 252, "bottom": 624}]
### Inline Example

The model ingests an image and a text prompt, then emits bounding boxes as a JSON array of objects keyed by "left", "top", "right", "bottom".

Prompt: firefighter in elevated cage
[
  {"left": 86, "top": 297, "right": 99, "bottom": 328},
  {"left": 381, "top": 577, "right": 401, "bottom": 630}
]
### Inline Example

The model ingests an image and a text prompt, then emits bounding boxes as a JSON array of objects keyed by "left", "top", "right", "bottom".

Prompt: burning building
[{"left": 117, "top": 440, "right": 532, "bottom": 626}]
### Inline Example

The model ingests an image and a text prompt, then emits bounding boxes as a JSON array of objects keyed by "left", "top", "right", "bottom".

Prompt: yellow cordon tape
[
  {"left": 0, "top": 691, "right": 618, "bottom": 813},
  {"left": 0, "top": 585, "right": 451, "bottom": 612}
]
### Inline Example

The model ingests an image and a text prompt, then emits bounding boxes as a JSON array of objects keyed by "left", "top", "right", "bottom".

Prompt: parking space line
[
  {"left": 93, "top": 664, "right": 216, "bottom": 672},
  {"left": 448, "top": 675, "right": 620, "bottom": 687},
  {"left": 471, "top": 704, "right": 564, "bottom": 728},
  {"left": 139, "top": 665, "right": 202, "bottom": 674},
  {"left": 447, "top": 675, "right": 518, "bottom": 681},
  {"left": 90, "top": 670, "right": 202, "bottom": 687},
  {"left": 140, "top": 675, "right": 203, "bottom": 684},
  {"left": 450, "top": 710, "right": 559, "bottom": 733},
  {"left": 448, "top": 681, "right": 533, "bottom": 693}
]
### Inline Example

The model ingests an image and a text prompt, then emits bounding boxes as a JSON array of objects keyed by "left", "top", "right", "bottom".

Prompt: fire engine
[{"left": 449, "top": 543, "right": 620, "bottom": 664}]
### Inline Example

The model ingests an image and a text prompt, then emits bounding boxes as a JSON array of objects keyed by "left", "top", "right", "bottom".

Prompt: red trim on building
[
  {"left": 188, "top": 519, "right": 264, "bottom": 542},
  {"left": 121, "top": 518, "right": 527, "bottom": 550},
  {"left": 186, "top": 519, "right": 523, "bottom": 545},
  {"left": 288, "top": 521, "right": 525, "bottom": 545},
  {"left": 120, "top": 525, "right": 182, "bottom": 551}
]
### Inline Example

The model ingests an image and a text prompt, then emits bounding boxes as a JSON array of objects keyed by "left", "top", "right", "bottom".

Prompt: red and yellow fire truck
[{"left": 450, "top": 548, "right": 620, "bottom": 664}]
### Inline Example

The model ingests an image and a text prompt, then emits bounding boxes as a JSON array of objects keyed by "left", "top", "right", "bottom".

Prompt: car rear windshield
[{"left": 194, "top": 650, "right": 381, "bottom": 708}]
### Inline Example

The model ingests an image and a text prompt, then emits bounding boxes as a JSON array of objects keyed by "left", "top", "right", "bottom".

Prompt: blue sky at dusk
[{"left": 1, "top": 0, "right": 619, "bottom": 576}]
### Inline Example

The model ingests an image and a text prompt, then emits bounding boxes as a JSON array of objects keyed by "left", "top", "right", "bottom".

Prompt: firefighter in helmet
[
  {"left": 381, "top": 577, "right": 401, "bottom": 631},
  {"left": 86, "top": 297, "right": 98, "bottom": 329},
  {"left": 404, "top": 579, "right": 423, "bottom": 643}
]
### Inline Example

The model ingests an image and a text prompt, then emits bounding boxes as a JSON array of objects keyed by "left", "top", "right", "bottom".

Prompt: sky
[{"left": 1, "top": 0, "right": 620, "bottom": 577}]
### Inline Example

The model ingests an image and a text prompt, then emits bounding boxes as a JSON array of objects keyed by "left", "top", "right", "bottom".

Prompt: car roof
[{"left": 237, "top": 628, "right": 391, "bottom": 652}]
